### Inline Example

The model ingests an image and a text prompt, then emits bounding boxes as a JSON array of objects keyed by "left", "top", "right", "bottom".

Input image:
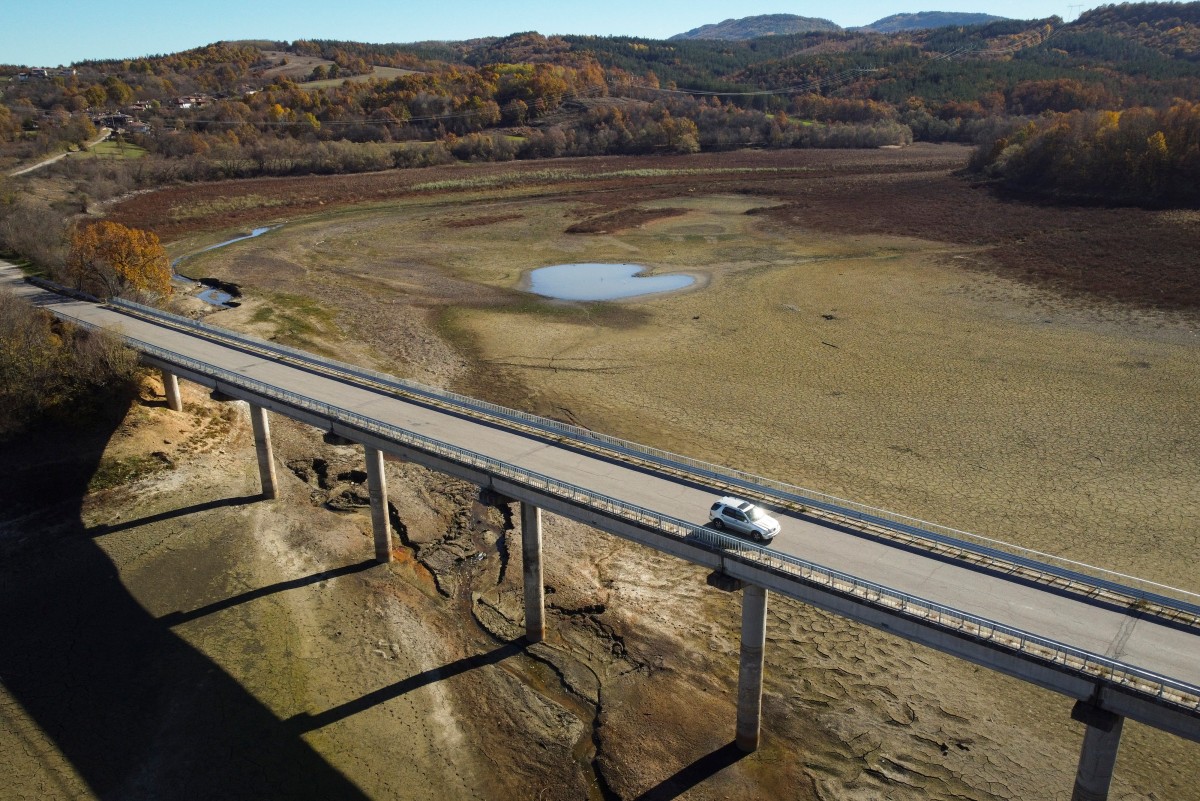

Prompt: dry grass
[{"left": 169, "top": 194, "right": 292, "bottom": 221}]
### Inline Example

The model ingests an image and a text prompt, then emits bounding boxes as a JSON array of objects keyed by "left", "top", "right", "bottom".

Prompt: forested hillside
[
  {"left": 0, "top": 2, "right": 1198, "bottom": 211},
  {"left": 858, "top": 12, "right": 1009, "bottom": 32},
  {"left": 669, "top": 14, "right": 840, "bottom": 41}
]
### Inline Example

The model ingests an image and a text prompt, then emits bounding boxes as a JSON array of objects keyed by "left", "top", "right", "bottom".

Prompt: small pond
[{"left": 528, "top": 263, "right": 694, "bottom": 301}]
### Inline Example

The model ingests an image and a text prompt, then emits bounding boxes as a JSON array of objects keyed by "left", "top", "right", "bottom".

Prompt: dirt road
[{"left": 7, "top": 127, "right": 111, "bottom": 176}]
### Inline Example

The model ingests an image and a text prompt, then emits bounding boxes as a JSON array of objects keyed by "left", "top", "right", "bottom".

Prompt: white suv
[{"left": 708, "top": 497, "right": 780, "bottom": 543}]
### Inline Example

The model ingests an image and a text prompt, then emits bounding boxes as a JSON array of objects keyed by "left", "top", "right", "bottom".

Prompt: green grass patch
[
  {"left": 250, "top": 292, "right": 339, "bottom": 351},
  {"left": 432, "top": 307, "right": 477, "bottom": 360},
  {"left": 88, "top": 454, "right": 167, "bottom": 492},
  {"left": 0, "top": 254, "right": 39, "bottom": 274},
  {"left": 409, "top": 166, "right": 806, "bottom": 192},
  {"left": 77, "top": 139, "right": 148, "bottom": 159}
]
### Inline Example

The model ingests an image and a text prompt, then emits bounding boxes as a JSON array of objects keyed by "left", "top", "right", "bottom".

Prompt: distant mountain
[
  {"left": 670, "top": 14, "right": 841, "bottom": 41},
  {"left": 857, "top": 12, "right": 1009, "bottom": 33}
]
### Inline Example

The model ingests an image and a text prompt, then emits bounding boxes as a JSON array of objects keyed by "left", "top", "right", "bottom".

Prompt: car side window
[{"left": 726, "top": 509, "right": 745, "bottom": 522}]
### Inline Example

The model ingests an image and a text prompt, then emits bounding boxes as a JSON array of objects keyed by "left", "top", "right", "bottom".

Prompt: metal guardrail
[
  {"left": 108, "top": 298, "right": 1200, "bottom": 614},
  {"left": 77, "top": 315, "right": 1200, "bottom": 714},
  {"left": 26, "top": 275, "right": 102, "bottom": 303}
]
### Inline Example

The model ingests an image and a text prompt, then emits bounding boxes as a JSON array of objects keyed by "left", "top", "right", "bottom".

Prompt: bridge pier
[
  {"left": 248, "top": 404, "right": 278, "bottom": 499},
  {"left": 364, "top": 445, "right": 392, "bottom": 563},
  {"left": 736, "top": 584, "right": 768, "bottom": 752},
  {"left": 161, "top": 369, "right": 182, "bottom": 412},
  {"left": 520, "top": 502, "right": 545, "bottom": 643},
  {"left": 248, "top": 402, "right": 278, "bottom": 496},
  {"left": 1071, "top": 701, "right": 1125, "bottom": 801}
]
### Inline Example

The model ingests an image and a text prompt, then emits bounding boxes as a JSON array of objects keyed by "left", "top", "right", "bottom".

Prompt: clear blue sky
[{"left": 3, "top": 1, "right": 1109, "bottom": 67}]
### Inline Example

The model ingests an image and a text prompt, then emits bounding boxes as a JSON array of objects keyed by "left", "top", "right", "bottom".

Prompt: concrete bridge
[{"left": 7, "top": 270, "right": 1200, "bottom": 801}]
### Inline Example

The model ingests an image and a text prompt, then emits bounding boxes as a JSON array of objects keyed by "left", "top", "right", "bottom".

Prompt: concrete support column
[
  {"left": 248, "top": 404, "right": 278, "bottom": 500},
  {"left": 1071, "top": 702, "right": 1125, "bottom": 801},
  {"left": 364, "top": 445, "right": 392, "bottom": 563},
  {"left": 161, "top": 369, "right": 182, "bottom": 412},
  {"left": 520, "top": 502, "right": 545, "bottom": 643},
  {"left": 736, "top": 584, "right": 768, "bottom": 752}
]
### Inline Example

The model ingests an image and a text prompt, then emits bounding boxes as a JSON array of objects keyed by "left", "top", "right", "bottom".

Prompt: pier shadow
[
  {"left": 158, "top": 559, "right": 376, "bottom": 626},
  {"left": 630, "top": 741, "right": 748, "bottom": 801},
  {"left": 87, "top": 493, "right": 263, "bottom": 536},
  {"left": 0, "top": 396, "right": 372, "bottom": 801},
  {"left": 286, "top": 639, "right": 528, "bottom": 734}
]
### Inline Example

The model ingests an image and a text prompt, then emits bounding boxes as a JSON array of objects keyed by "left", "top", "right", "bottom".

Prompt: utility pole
[{"left": 1068, "top": 4, "right": 1083, "bottom": 21}]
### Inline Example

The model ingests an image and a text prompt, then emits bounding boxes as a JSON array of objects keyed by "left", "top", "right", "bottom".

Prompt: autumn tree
[
  {"left": 969, "top": 102, "right": 1200, "bottom": 206},
  {"left": 63, "top": 222, "right": 173, "bottom": 300}
]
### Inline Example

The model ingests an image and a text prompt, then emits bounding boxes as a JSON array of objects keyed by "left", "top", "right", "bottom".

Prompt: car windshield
[{"left": 747, "top": 506, "right": 769, "bottom": 521}]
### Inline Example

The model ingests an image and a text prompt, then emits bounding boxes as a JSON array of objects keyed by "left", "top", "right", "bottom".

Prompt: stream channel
[{"left": 172, "top": 226, "right": 274, "bottom": 307}]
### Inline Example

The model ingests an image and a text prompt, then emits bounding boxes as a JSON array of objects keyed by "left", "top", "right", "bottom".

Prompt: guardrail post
[
  {"left": 521, "top": 502, "right": 545, "bottom": 643},
  {"left": 364, "top": 445, "right": 392, "bottom": 563},
  {"left": 1071, "top": 702, "right": 1124, "bottom": 801},
  {"left": 249, "top": 404, "right": 278, "bottom": 500},
  {"left": 161, "top": 369, "right": 182, "bottom": 412},
  {"left": 736, "top": 584, "right": 769, "bottom": 752}
]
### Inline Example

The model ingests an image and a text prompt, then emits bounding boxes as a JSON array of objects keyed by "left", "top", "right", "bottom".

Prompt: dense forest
[
  {"left": 1, "top": 2, "right": 1199, "bottom": 212},
  {"left": 969, "top": 101, "right": 1200, "bottom": 204}
]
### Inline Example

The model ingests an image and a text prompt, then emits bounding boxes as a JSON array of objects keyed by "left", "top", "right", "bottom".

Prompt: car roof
[{"left": 717, "top": 496, "right": 754, "bottom": 510}]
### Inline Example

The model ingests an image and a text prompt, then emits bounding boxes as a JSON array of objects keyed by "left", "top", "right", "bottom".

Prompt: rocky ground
[
  {"left": 0, "top": 370, "right": 802, "bottom": 800},
  {"left": 2, "top": 145, "right": 1199, "bottom": 800}
]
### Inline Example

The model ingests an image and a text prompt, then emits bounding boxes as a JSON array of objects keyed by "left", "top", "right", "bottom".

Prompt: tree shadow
[
  {"left": 630, "top": 742, "right": 748, "bottom": 801},
  {"left": 0, "top": 394, "right": 372, "bottom": 800},
  {"left": 286, "top": 639, "right": 528, "bottom": 734}
]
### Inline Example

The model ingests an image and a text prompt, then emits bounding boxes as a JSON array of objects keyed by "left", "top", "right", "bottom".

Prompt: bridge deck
[{"left": 7, "top": 269, "right": 1199, "bottom": 730}]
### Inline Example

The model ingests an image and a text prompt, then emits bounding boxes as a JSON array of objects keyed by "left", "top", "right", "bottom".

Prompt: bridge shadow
[
  {"left": 286, "top": 639, "right": 528, "bottom": 734},
  {"left": 0, "top": 394, "right": 372, "bottom": 800},
  {"left": 630, "top": 741, "right": 748, "bottom": 801}
]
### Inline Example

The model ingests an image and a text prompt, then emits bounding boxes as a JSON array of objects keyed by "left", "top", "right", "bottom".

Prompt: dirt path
[{"left": 7, "top": 127, "right": 112, "bottom": 177}]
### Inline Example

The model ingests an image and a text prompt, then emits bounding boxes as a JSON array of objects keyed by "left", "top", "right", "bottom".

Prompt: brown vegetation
[
  {"left": 110, "top": 145, "right": 1200, "bottom": 311},
  {"left": 565, "top": 206, "right": 688, "bottom": 233},
  {"left": 0, "top": 292, "right": 137, "bottom": 437}
]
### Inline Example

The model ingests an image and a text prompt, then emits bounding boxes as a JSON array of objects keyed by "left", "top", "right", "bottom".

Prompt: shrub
[{"left": 0, "top": 293, "right": 137, "bottom": 437}]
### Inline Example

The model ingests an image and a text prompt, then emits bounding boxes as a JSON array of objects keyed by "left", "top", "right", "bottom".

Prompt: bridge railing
[
  {"left": 107, "top": 298, "right": 1200, "bottom": 614},
  {"left": 97, "top": 323, "right": 1200, "bottom": 714}
]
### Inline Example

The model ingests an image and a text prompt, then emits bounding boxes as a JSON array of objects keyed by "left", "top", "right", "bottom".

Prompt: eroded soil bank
[{"left": 3, "top": 145, "right": 1198, "bottom": 800}]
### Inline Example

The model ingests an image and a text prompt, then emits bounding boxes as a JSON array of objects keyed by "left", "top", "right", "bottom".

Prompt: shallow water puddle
[{"left": 528, "top": 263, "right": 694, "bottom": 301}]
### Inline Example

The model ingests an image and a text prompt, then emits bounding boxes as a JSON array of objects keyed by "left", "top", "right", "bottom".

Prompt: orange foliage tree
[{"left": 64, "top": 222, "right": 172, "bottom": 300}]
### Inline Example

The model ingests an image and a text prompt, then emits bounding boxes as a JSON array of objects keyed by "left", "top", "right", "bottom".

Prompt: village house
[
  {"left": 17, "top": 68, "right": 76, "bottom": 80},
  {"left": 172, "top": 94, "right": 213, "bottom": 109}
]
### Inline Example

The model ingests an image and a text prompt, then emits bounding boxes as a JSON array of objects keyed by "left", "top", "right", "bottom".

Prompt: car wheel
[
  {"left": 752, "top": 531, "right": 764, "bottom": 543},
  {"left": 712, "top": 518, "right": 725, "bottom": 530}
]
